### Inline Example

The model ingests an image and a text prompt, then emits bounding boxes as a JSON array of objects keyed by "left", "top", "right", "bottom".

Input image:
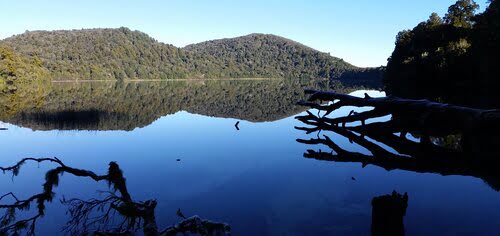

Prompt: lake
[{"left": 0, "top": 79, "right": 499, "bottom": 235}]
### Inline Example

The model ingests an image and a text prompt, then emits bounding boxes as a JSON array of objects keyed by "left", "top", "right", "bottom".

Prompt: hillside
[
  {"left": 0, "top": 45, "right": 48, "bottom": 92},
  {"left": 184, "top": 33, "right": 358, "bottom": 79},
  {"left": 1, "top": 28, "right": 381, "bottom": 84},
  {"left": 1, "top": 28, "right": 198, "bottom": 80}
]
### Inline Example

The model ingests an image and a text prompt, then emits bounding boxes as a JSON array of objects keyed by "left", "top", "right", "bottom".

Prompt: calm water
[{"left": 0, "top": 80, "right": 499, "bottom": 235}]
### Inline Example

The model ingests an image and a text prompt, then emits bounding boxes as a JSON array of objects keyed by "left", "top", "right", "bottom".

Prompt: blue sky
[{"left": 0, "top": 0, "right": 489, "bottom": 67}]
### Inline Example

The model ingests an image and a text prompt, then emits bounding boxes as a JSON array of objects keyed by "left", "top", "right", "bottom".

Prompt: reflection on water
[
  {"left": 296, "top": 90, "right": 500, "bottom": 191},
  {"left": 0, "top": 79, "right": 351, "bottom": 131},
  {"left": 0, "top": 81, "right": 499, "bottom": 235},
  {"left": 0, "top": 158, "right": 230, "bottom": 235}
]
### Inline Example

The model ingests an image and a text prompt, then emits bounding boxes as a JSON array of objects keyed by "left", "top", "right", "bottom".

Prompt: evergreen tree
[{"left": 444, "top": 0, "right": 479, "bottom": 28}]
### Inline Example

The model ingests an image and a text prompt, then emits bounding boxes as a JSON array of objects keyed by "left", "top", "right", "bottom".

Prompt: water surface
[{"left": 0, "top": 80, "right": 499, "bottom": 235}]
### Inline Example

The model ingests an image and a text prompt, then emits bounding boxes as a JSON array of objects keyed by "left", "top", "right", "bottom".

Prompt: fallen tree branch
[{"left": 302, "top": 89, "right": 500, "bottom": 134}]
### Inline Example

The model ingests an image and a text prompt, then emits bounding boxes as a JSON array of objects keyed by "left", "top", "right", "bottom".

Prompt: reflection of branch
[
  {"left": 62, "top": 194, "right": 124, "bottom": 235},
  {"left": 301, "top": 89, "right": 500, "bottom": 135},
  {"left": 1, "top": 158, "right": 231, "bottom": 235},
  {"left": 299, "top": 134, "right": 499, "bottom": 192},
  {"left": 0, "top": 157, "right": 64, "bottom": 175},
  {"left": 0, "top": 157, "right": 110, "bottom": 236},
  {"left": 0, "top": 206, "right": 40, "bottom": 236},
  {"left": 296, "top": 111, "right": 405, "bottom": 158},
  {"left": 296, "top": 90, "right": 500, "bottom": 191}
]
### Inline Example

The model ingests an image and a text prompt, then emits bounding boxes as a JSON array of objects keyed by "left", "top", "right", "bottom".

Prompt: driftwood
[
  {"left": 296, "top": 90, "right": 500, "bottom": 191},
  {"left": 0, "top": 158, "right": 230, "bottom": 236}
]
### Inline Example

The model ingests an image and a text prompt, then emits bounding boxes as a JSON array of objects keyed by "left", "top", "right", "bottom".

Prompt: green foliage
[
  {"left": 184, "top": 33, "right": 358, "bottom": 80},
  {"left": 2, "top": 28, "right": 194, "bottom": 80},
  {"left": 428, "top": 13, "right": 444, "bottom": 26},
  {"left": 0, "top": 29, "right": 374, "bottom": 82},
  {"left": 385, "top": 0, "right": 500, "bottom": 108},
  {"left": 0, "top": 45, "right": 48, "bottom": 92},
  {"left": 444, "top": 0, "right": 479, "bottom": 28}
]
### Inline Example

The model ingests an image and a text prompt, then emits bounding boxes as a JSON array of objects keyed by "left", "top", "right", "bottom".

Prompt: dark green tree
[
  {"left": 444, "top": 0, "right": 479, "bottom": 28},
  {"left": 427, "top": 12, "right": 444, "bottom": 26},
  {"left": 385, "top": 0, "right": 500, "bottom": 108}
]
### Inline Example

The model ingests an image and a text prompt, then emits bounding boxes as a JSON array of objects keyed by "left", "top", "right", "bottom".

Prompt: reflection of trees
[
  {"left": 0, "top": 158, "right": 230, "bottom": 235},
  {"left": 296, "top": 90, "right": 500, "bottom": 190},
  {"left": 0, "top": 79, "right": 360, "bottom": 131}
]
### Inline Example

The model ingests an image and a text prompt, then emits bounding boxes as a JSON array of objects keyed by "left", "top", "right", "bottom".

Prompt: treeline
[
  {"left": 0, "top": 28, "right": 381, "bottom": 84},
  {"left": 385, "top": 0, "right": 500, "bottom": 108}
]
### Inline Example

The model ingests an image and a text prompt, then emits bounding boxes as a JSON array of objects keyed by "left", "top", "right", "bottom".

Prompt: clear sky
[{"left": 0, "top": 0, "right": 489, "bottom": 67}]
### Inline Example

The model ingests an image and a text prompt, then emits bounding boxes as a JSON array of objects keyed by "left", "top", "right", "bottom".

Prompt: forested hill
[
  {"left": 0, "top": 28, "right": 382, "bottom": 84},
  {"left": 1, "top": 28, "right": 197, "bottom": 80},
  {"left": 184, "top": 33, "right": 357, "bottom": 79}
]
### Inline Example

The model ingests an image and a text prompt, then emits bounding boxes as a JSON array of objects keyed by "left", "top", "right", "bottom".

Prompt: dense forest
[
  {"left": 385, "top": 0, "right": 500, "bottom": 108},
  {"left": 1, "top": 28, "right": 200, "bottom": 81},
  {"left": 185, "top": 34, "right": 360, "bottom": 79},
  {"left": 0, "top": 28, "right": 382, "bottom": 86},
  {"left": 0, "top": 46, "right": 48, "bottom": 92}
]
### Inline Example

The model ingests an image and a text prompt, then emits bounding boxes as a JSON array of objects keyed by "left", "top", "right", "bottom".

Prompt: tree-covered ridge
[
  {"left": 1, "top": 28, "right": 197, "bottom": 80},
  {"left": 0, "top": 79, "right": 362, "bottom": 131},
  {"left": 184, "top": 33, "right": 357, "bottom": 79},
  {"left": 385, "top": 0, "right": 500, "bottom": 108},
  {"left": 0, "top": 28, "right": 382, "bottom": 83}
]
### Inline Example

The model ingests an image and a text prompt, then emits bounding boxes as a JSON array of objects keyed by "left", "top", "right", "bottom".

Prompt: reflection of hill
[{"left": 0, "top": 79, "right": 360, "bottom": 131}]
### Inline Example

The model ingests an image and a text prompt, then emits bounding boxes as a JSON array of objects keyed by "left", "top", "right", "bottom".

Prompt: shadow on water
[
  {"left": 15, "top": 110, "right": 127, "bottom": 131},
  {"left": 0, "top": 158, "right": 230, "bottom": 236}
]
